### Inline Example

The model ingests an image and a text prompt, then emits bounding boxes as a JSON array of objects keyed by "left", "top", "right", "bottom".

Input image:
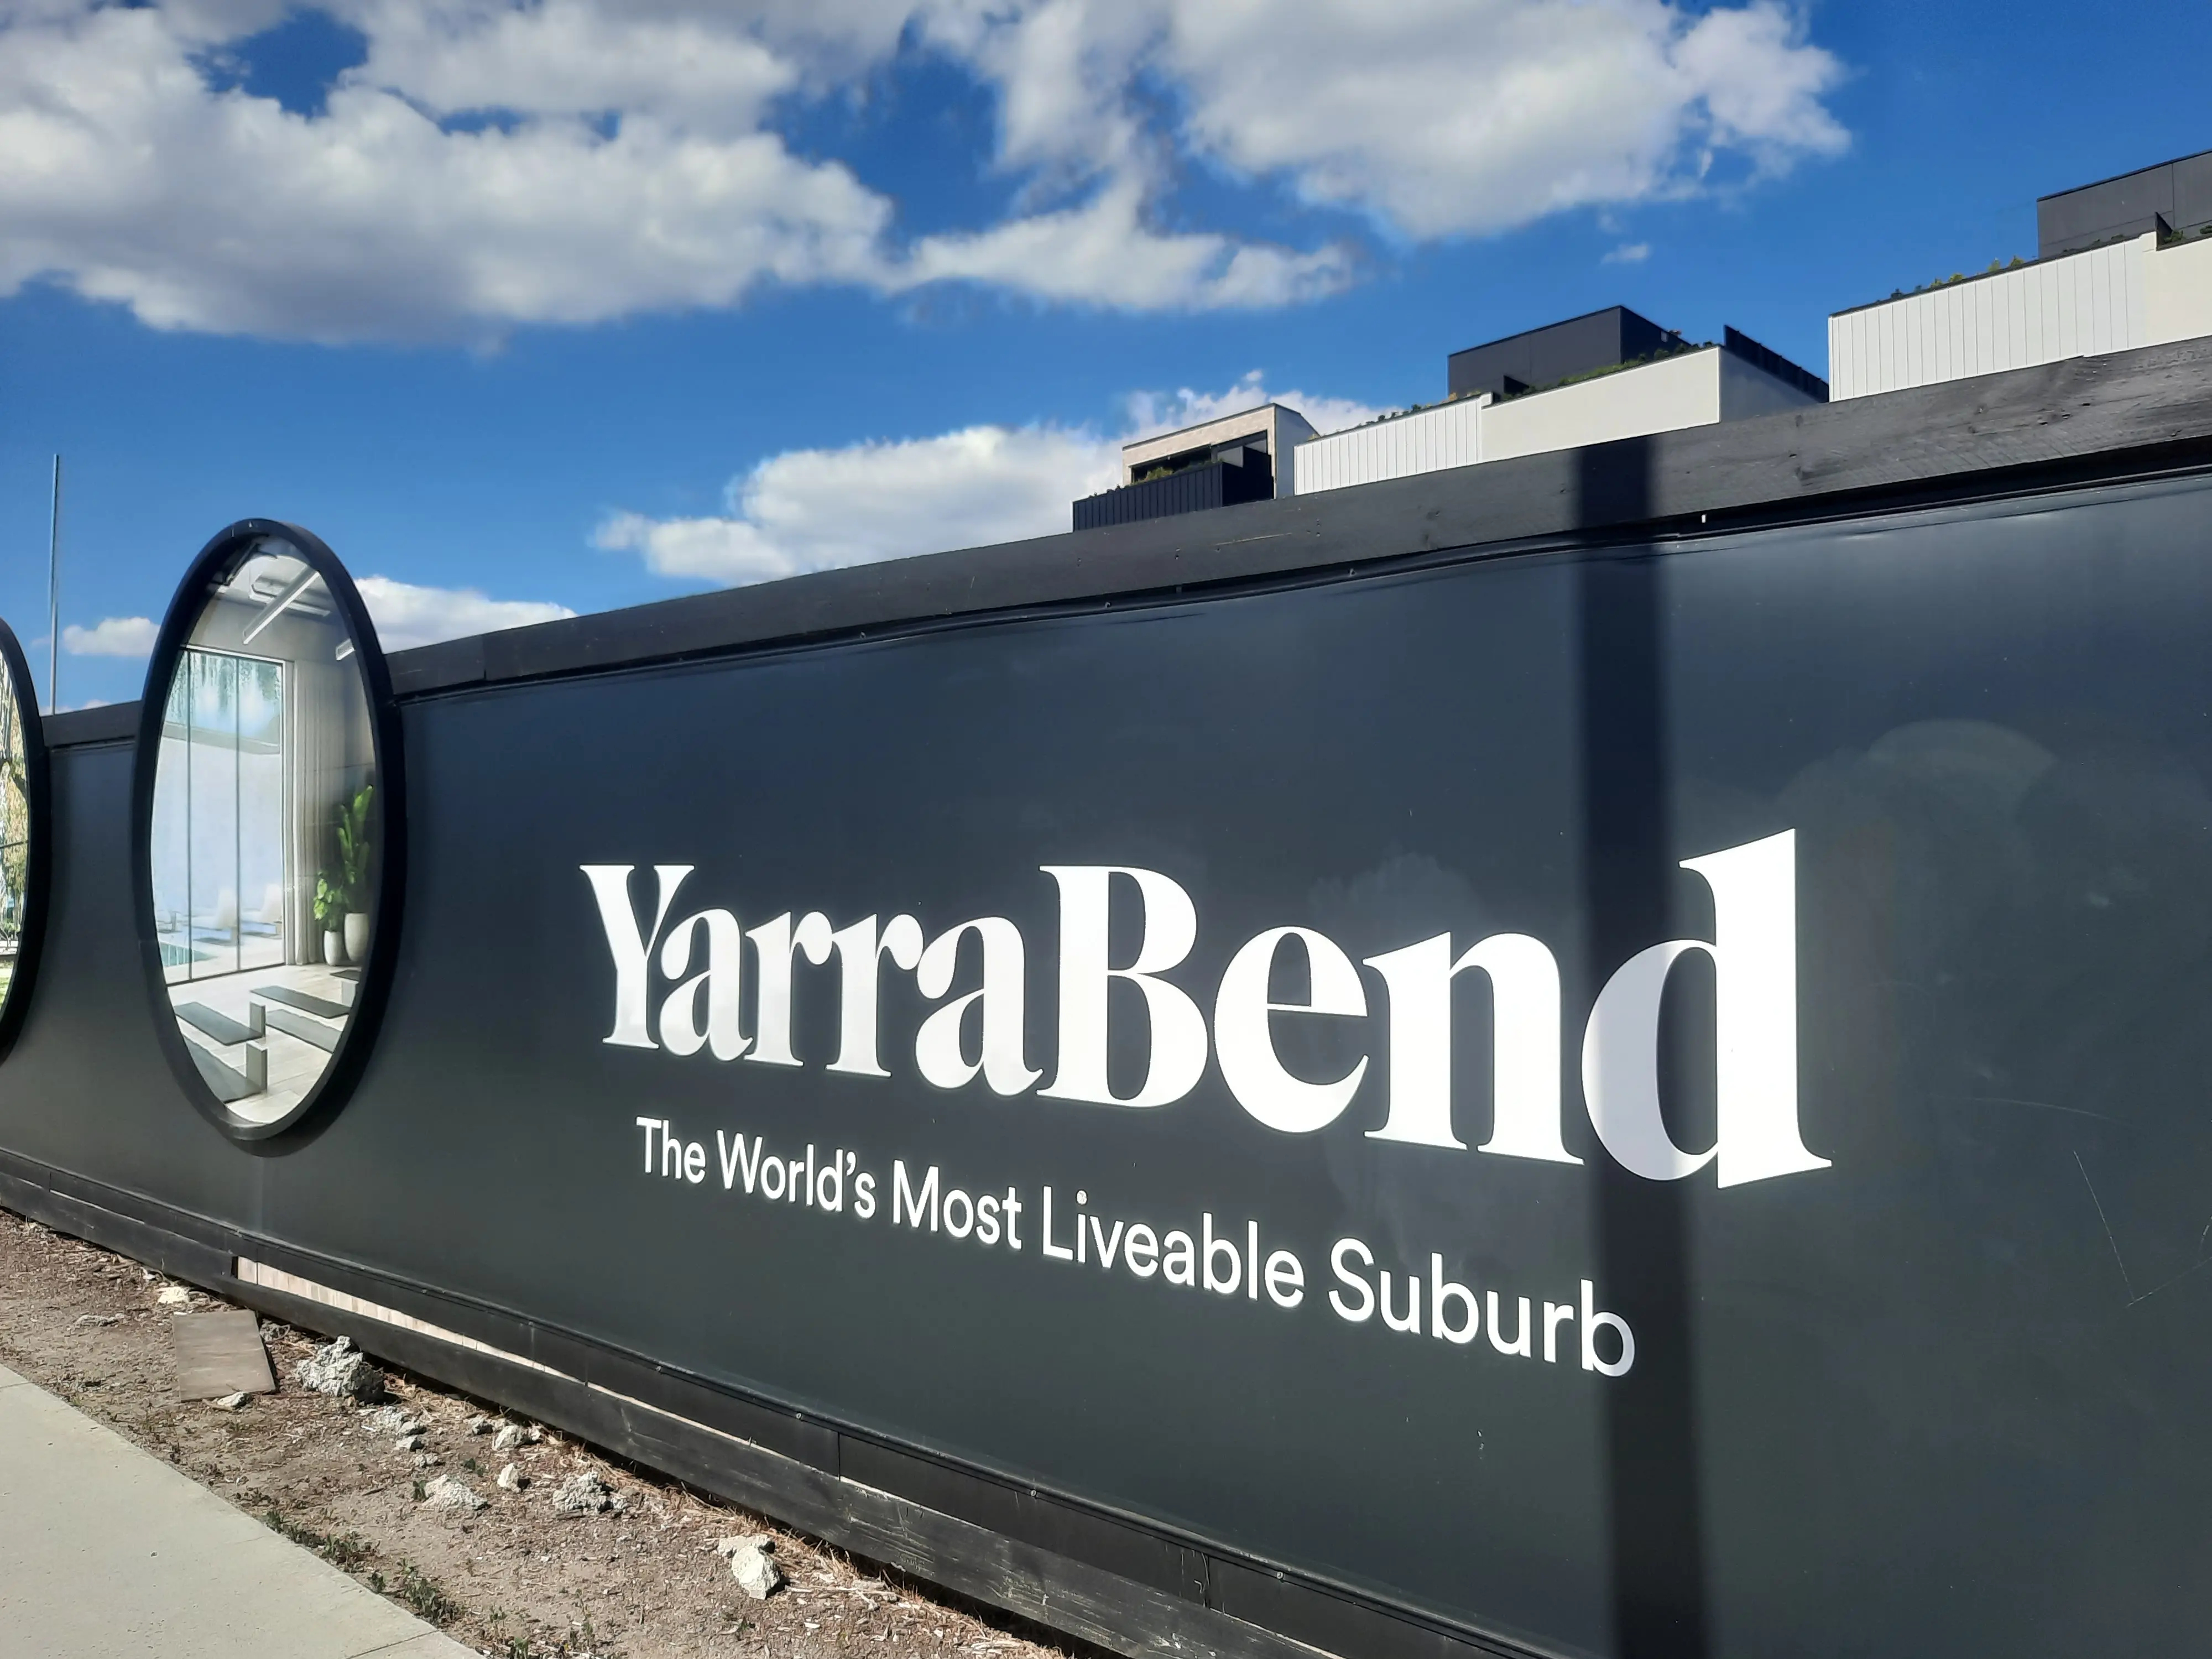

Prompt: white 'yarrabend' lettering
[
  {"left": 582, "top": 864, "right": 692, "bottom": 1050},
  {"left": 580, "top": 837, "right": 1828, "bottom": 1187},
  {"left": 1582, "top": 831, "right": 1827, "bottom": 1188}
]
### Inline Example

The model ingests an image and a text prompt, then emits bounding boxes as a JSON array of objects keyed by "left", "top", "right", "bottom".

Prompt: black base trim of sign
[{"left": 0, "top": 1148, "right": 1561, "bottom": 1659}]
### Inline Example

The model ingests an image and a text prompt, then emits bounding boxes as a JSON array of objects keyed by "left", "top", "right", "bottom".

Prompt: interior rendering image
[
  {"left": 149, "top": 542, "right": 380, "bottom": 1124},
  {"left": 0, "top": 660, "right": 27, "bottom": 1020}
]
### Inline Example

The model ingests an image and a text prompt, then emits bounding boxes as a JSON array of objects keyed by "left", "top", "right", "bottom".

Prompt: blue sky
[{"left": 3, "top": 0, "right": 2208, "bottom": 709}]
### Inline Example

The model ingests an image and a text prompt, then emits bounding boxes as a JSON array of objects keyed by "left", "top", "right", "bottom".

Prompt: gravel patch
[{"left": 0, "top": 1205, "right": 1081, "bottom": 1659}]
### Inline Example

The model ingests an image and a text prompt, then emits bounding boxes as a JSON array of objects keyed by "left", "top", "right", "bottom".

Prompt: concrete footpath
[{"left": 0, "top": 1361, "right": 473, "bottom": 1658}]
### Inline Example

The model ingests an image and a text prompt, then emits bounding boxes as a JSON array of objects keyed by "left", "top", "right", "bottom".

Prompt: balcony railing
[{"left": 1073, "top": 453, "right": 1272, "bottom": 531}]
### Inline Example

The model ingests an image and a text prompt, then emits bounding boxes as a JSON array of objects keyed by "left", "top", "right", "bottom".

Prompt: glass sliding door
[
  {"left": 154, "top": 648, "right": 286, "bottom": 984},
  {"left": 234, "top": 654, "right": 285, "bottom": 973}
]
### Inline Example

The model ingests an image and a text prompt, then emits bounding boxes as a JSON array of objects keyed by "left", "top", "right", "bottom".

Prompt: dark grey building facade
[
  {"left": 2038, "top": 148, "right": 2212, "bottom": 258},
  {"left": 1446, "top": 305, "right": 1687, "bottom": 400}
]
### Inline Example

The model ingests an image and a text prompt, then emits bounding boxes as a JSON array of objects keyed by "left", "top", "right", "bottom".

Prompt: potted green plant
[
  {"left": 314, "top": 872, "right": 346, "bottom": 966},
  {"left": 337, "top": 783, "right": 375, "bottom": 964}
]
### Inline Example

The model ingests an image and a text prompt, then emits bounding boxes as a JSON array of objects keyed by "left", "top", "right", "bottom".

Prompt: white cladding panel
[
  {"left": 1479, "top": 348, "right": 1721, "bottom": 462},
  {"left": 2145, "top": 233, "right": 2212, "bottom": 349},
  {"left": 1291, "top": 349, "right": 1818, "bottom": 495},
  {"left": 1292, "top": 396, "right": 1483, "bottom": 495},
  {"left": 1829, "top": 236, "right": 2151, "bottom": 399}
]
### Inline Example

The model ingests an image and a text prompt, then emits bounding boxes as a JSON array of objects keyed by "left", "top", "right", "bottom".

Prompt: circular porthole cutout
[
  {"left": 0, "top": 617, "right": 51, "bottom": 1066},
  {"left": 134, "top": 522, "right": 403, "bottom": 1143}
]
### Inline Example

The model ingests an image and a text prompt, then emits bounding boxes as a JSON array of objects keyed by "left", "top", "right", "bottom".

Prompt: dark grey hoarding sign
[{"left": 4, "top": 471, "right": 2212, "bottom": 1659}]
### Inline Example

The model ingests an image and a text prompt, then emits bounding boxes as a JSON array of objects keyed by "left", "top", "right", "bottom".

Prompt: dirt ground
[{"left": 0, "top": 1204, "right": 1074, "bottom": 1659}]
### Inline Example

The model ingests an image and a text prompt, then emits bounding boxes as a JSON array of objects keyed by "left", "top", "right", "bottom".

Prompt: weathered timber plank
[{"left": 373, "top": 336, "right": 2212, "bottom": 698}]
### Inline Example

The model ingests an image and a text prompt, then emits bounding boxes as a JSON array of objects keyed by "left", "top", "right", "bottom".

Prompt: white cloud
[
  {"left": 61, "top": 581, "right": 572, "bottom": 661},
  {"left": 0, "top": 4, "right": 891, "bottom": 342},
  {"left": 905, "top": 176, "right": 1353, "bottom": 310},
  {"left": 596, "top": 373, "right": 1389, "bottom": 586},
  {"left": 0, "top": 0, "right": 1344, "bottom": 338},
  {"left": 928, "top": 0, "right": 1846, "bottom": 239},
  {"left": 62, "top": 616, "right": 159, "bottom": 657},
  {"left": 1603, "top": 242, "right": 1652, "bottom": 264},
  {"left": 349, "top": 1, "right": 797, "bottom": 135},
  {"left": 596, "top": 424, "right": 1123, "bottom": 584},
  {"left": 1671, "top": 2, "right": 1853, "bottom": 165},
  {"left": 352, "top": 577, "right": 575, "bottom": 651},
  {"left": 0, "top": 1, "right": 1845, "bottom": 341},
  {"left": 1124, "top": 371, "right": 1385, "bottom": 444}
]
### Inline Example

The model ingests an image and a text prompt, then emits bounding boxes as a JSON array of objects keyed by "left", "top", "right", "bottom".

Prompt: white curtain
[{"left": 286, "top": 658, "right": 350, "bottom": 964}]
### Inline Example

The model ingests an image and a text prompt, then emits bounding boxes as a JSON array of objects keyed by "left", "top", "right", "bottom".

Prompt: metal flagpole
[{"left": 46, "top": 456, "right": 60, "bottom": 715}]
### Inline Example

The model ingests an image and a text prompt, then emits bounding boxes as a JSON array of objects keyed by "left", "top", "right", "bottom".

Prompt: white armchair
[{"left": 242, "top": 882, "right": 284, "bottom": 936}]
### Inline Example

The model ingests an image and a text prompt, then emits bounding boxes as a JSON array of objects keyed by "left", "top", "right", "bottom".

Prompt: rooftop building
[
  {"left": 2040, "top": 150, "right": 2212, "bottom": 258},
  {"left": 1072, "top": 404, "right": 1317, "bottom": 531},
  {"left": 1448, "top": 305, "right": 1686, "bottom": 400},
  {"left": 1829, "top": 149, "right": 2212, "bottom": 400},
  {"left": 1070, "top": 312, "right": 1826, "bottom": 528},
  {"left": 1296, "top": 317, "right": 1823, "bottom": 498}
]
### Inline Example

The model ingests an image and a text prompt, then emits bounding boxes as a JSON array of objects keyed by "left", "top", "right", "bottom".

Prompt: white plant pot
[
  {"left": 343, "top": 912, "right": 370, "bottom": 964},
  {"left": 324, "top": 929, "right": 346, "bottom": 967}
]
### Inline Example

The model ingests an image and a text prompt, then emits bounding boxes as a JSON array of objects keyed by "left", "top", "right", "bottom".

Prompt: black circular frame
[
  {"left": 131, "top": 521, "right": 406, "bottom": 1147},
  {"left": 0, "top": 617, "right": 51, "bottom": 1067}
]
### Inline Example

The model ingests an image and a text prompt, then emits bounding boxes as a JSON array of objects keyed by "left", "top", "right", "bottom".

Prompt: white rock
[
  {"left": 716, "top": 1535, "right": 782, "bottom": 1601},
  {"left": 412, "top": 1452, "right": 442, "bottom": 1468},
  {"left": 156, "top": 1286, "right": 191, "bottom": 1306},
  {"left": 420, "top": 1475, "right": 486, "bottom": 1512},
  {"left": 552, "top": 1471, "right": 616, "bottom": 1515},
  {"left": 294, "top": 1337, "right": 387, "bottom": 1403},
  {"left": 492, "top": 1423, "right": 526, "bottom": 1452},
  {"left": 208, "top": 1392, "right": 250, "bottom": 1412},
  {"left": 465, "top": 1415, "right": 492, "bottom": 1436},
  {"left": 394, "top": 1434, "right": 424, "bottom": 1453},
  {"left": 496, "top": 1462, "right": 524, "bottom": 1492}
]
